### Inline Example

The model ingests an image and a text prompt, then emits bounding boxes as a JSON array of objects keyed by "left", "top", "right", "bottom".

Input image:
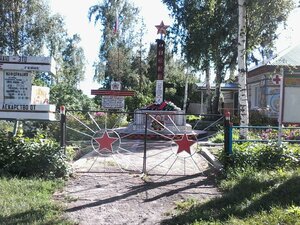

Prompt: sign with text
[
  {"left": 1, "top": 63, "right": 53, "bottom": 73},
  {"left": 4, "top": 71, "right": 32, "bottom": 104},
  {"left": 102, "top": 96, "right": 125, "bottom": 109},
  {"left": 0, "top": 56, "right": 56, "bottom": 121},
  {"left": 155, "top": 80, "right": 164, "bottom": 104},
  {"left": 156, "top": 39, "right": 165, "bottom": 80},
  {"left": 0, "top": 55, "right": 51, "bottom": 64}
]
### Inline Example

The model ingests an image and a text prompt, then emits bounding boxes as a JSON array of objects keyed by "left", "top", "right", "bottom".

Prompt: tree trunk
[
  {"left": 212, "top": 67, "right": 222, "bottom": 115},
  {"left": 238, "top": 0, "right": 249, "bottom": 139},
  {"left": 205, "top": 62, "right": 212, "bottom": 114},
  {"left": 183, "top": 68, "right": 189, "bottom": 113}
]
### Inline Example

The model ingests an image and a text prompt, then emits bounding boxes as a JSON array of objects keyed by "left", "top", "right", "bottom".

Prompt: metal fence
[{"left": 62, "top": 109, "right": 224, "bottom": 177}]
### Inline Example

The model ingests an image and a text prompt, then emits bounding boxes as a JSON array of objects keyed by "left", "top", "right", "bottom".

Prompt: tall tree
[
  {"left": 238, "top": 0, "right": 248, "bottom": 138},
  {"left": 88, "top": 0, "right": 140, "bottom": 89},
  {"left": 163, "top": 0, "right": 294, "bottom": 115},
  {"left": 59, "top": 34, "right": 86, "bottom": 87},
  {"left": 0, "top": 0, "right": 56, "bottom": 55}
]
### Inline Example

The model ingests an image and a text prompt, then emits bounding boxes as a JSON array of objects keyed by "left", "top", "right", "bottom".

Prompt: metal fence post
[
  {"left": 60, "top": 105, "right": 66, "bottom": 153},
  {"left": 143, "top": 113, "right": 148, "bottom": 174},
  {"left": 224, "top": 111, "right": 233, "bottom": 165}
]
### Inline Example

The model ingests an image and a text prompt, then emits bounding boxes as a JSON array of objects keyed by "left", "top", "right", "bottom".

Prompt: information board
[
  {"left": 282, "top": 73, "right": 300, "bottom": 123},
  {"left": 0, "top": 55, "right": 56, "bottom": 121},
  {"left": 4, "top": 71, "right": 32, "bottom": 104}
]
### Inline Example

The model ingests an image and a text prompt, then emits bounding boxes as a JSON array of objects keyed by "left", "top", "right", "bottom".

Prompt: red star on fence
[
  {"left": 95, "top": 131, "right": 118, "bottom": 152},
  {"left": 174, "top": 134, "right": 196, "bottom": 155}
]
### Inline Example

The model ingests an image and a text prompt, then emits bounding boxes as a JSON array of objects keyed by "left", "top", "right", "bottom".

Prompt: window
[{"left": 251, "top": 84, "right": 261, "bottom": 108}]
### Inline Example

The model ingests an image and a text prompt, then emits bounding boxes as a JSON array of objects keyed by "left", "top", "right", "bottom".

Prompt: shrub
[
  {"left": 219, "top": 142, "right": 300, "bottom": 170},
  {"left": 0, "top": 134, "right": 70, "bottom": 179},
  {"left": 249, "top": 109, "right": 278, "bottom": 126}
]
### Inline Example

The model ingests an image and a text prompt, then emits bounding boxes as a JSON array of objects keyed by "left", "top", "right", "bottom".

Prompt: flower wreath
[{"left": 151, "top": 115, "right": 165, "bottom": 131}]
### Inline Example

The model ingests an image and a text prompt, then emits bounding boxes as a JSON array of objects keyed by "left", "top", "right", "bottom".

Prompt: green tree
[
  {"left": 88, "top": 0, "right": 140, "bottom": 89},
  {"left": 58, "top": 34, "right": 86, "bottom": 87},
  {"left": 0, "top": 0, "right": 85, "bottom": 88},
  {"left": 0, "top": 0, "right": 58, "bottom": 55},
  {"left": 50, "top": 83, "right": 96, "bottom": 111},
  {"left": 162, "top": 0, "right": 294, "bottom": 114}
]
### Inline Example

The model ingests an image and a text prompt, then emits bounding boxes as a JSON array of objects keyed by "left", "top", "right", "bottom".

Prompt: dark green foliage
[
  {"left": 249, "top": 109, "right": 278, "bottom": 126},
  {"left": 50, "top": 83, "right": 97, "bottom": 111},
  {"left": 125, "top": 92, "right": 153, "bottom": 112},
  {"left": 0, "top": 134, "right": 70, "bottom": 179},
  {"left": 219, "top": 142, "right": 300, "bottom": 170}
]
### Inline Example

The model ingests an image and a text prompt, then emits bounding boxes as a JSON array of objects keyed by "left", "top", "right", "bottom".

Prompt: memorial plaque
[
  {"left": 155, "top": 80, "right": 164, "bottom": 104},
  {"left": 102, "top": 96, "right": 125, "bottom": 109}
]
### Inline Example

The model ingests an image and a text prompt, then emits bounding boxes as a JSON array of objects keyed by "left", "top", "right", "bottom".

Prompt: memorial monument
[{"left": 118, "top": 21, "right": 205, "bottom": 139}]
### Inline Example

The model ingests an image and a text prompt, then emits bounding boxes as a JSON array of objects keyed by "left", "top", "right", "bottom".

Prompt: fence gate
[{"left": 63, "top": 109, "right": 223, "bottom": 179}]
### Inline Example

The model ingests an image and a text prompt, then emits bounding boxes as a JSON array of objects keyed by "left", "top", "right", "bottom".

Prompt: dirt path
[{"left": 56, "top": 140, "right": 221, "bottom": 225}]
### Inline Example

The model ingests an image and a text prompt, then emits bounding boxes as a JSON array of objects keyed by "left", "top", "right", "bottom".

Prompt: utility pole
[{"left": 238, "top": 0, "right": 249, "bottom": 139}]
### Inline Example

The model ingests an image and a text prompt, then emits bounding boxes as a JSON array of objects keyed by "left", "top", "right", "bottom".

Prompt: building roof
[
  {"left": 268, "top": 44, "right": 300, "bottom": 66},
  {"left": 249, "top": 44, "right": 300, "bottom": 72},
  {"left": 248, "top": 44, "right": 300, "bottom": 77},
  {"left": 195, "top": 82, "right": 238, "bottom": 91}
]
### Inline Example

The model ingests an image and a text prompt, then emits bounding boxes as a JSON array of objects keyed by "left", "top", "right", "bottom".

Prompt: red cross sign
[{"left": 272, "top": 74, "right": 281, "bottom": 85}]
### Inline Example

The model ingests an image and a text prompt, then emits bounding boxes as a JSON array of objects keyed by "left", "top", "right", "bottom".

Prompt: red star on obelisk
[
  {"left": 95, "top": 131, "right": 118, "bottom": 152},
  {"left": 174, "top": 134, "right": 196, "bottom": 155},
  {"left": 155, "top": 21, "right": 169, "bottom": 35}
]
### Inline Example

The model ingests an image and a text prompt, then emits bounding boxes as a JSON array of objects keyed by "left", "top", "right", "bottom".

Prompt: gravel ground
[{"left": 55, "top": 140, "right": 221, "bottom": 225}]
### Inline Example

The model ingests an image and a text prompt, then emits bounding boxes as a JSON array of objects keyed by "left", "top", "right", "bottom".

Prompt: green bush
[
  {"left": 219, "top": 142, "right": 300, "bottom": 170},
  {"left": 0, "top": 134, "right": 70, "bottom": 179}
]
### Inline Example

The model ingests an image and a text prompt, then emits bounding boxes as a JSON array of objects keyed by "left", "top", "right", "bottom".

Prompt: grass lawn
[
  {"left": 0, "top": 177, "right": 72, "bottom": 225},
  {"left": 163, "top": 168, "right": 300, "bottom": 225}
]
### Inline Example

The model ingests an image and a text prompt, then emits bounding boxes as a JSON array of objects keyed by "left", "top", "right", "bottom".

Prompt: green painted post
[{"left": 224, "top": 111, "right": 233, "bottom": 166}]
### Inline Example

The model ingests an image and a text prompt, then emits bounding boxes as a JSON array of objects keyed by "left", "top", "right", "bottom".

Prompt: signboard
[
  {"left": 4, "top": 71, "right": 32, "bottom": 104},
  {"left": 102, "top": 96, "right": 125, "bottom": 109},
  {"left": 282, "top": 73, "right": 300, "bottom": 123},
  {"left": 0, "top": 55, "right": 51, "bottom": 64},
  {"left": 155, "top": 80, "right": 164, "bottom": 104},
  {"left": 1, "top": 63, "right": 53, "bottom": 73},
  {"left": 0, "top": 104, "right": 56, "bottom": 120},
  {"left": 0, "top": 55, "right": 56, "bottom": 121}
]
